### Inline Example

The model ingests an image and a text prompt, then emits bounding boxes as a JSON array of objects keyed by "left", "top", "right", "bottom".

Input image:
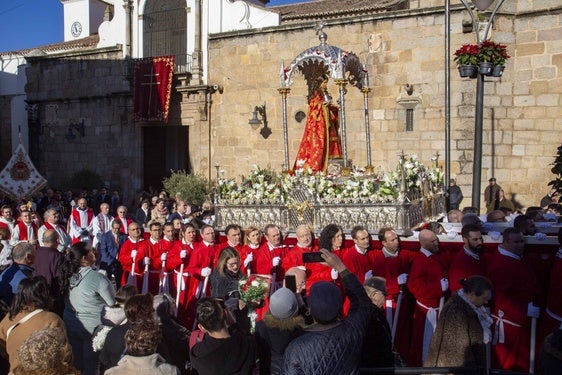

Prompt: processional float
[{"left": 216, "top": 24, "right": 445, "bottom": 235}]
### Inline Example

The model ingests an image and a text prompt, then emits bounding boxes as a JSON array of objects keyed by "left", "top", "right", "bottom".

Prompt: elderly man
[
  {"left": 168, "top": 199, "right": 191, "bottom": 224},
  {"left": 0, "top": 242, "right": 36, "bottom": 306},
  {"left": 38, "top": 209, "right": 71, "bottom": 252},
  {"left": 407, "top": 229, "right": 449, "bottom": 366},
  {"left": 10, "top": 210, "right": 38, "bottom": 247},
  {"left": 115, "top": 206, "right": 133, "bottom": 235},
  {"left": 98, "top": 220, "right": 127, "bottom": 288},
  {"left": 91, "top": 202, "right": 113, "bottom": 248},
  {"left": 118, "top": 222, "right": 147, "bottom": 289},
  {"left": 284, "top": 224, "right": 315, "bottom": 269},
  {"left": 486, "top": 227, "right": 540, "bottom": 372},
  {"left": 69, "top": 198, "right": 94, "bottom": 245}
]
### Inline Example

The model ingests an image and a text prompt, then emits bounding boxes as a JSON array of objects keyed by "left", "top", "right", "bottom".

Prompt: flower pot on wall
[
  {"left": 458, "top": 65, "right": 478, "bottom": 79},
  {"left": 492, "top": 65, "right": 505, "bottom": 77}
]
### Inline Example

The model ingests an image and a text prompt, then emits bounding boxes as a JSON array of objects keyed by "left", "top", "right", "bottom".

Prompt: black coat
[
  {"left": 360, "top": 304, "right": 394, "bottom": 368},
  {"left": 281, "top": 270, "right": 372, "bottom": 375},
  {"left": 190, "top": 333, "right": 256, "bottom": 375}
]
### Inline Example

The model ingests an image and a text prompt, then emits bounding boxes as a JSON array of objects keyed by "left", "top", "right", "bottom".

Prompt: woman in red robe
[{"left": 294, "top": 75, "right": 342, "bottom": 172}]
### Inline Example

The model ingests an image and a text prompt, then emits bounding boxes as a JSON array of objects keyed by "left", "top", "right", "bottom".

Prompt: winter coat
[
  {"left": 281, "top": 270, "right": 372, "bottom": 375},
  {"left": 424, "top": 293, "right": 486, "bottom": 370},
  {"left": 255, "top": 313, "right": 304, "bottom": 375},
  {"left": 360, "top": 304, "right": 394, "bottom": 369},
  {"left": 190, "top": 332, "right": 257, "bottom": 375}
]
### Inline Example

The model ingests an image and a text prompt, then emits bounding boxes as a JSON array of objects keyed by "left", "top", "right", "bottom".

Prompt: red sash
[
  {"left": 72, "top": 208, "right": 94, "bottom": 227},
  {"left": 16, "top": 221, "right": 37, "bottom": 241}
]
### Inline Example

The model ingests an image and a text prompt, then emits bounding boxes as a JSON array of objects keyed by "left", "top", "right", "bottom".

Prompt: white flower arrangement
[{"left": 217, "top": 156, "right": 443, "bottom": 205}]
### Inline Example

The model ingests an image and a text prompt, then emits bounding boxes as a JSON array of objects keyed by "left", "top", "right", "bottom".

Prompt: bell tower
[{"left": 61, "top": 0, "right": 108, "bottom": 41}]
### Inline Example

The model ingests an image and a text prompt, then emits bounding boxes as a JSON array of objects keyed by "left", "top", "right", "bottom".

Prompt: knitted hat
[
  {"left": 309, "top": 281, "right": 343, "bottom": 323},
  {"left": 269, "top": 288, "right": 299, "bottom": 320},
  {"left": 364, "top": 276, "right": 387, "bottom": 296}
]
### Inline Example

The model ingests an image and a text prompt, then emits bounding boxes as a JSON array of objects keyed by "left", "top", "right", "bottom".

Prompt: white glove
[
  {"left": 527, "top": 302, "right": 540, "bottom": 318},
  {"left": 331, "top": 268, "right": 339, "bottom": 280},
  {"left": 397, "top": 273, "right": 408, "bottom": 285},
  {"left": 364, "top": 270, "right": 373, "bottom": 280},
  {"left": 161, "top": 252, "right": 167, "bottom": 262},
  {"left": 440, "top": 278, "right": 449, "bottom": 292},
  {"left": 534, "top": 232, "right": 547, "bottom": 241},
  {"left": 143, "top": 257, "right": 150, "bottom": 266},
  {"left": 272, "top": 256, "right": 281, "bottom": 267},
  {"left": 201, "top": 267, "right": 212, "bottom": 277},
  {"left": 244, "top": 253, "right": 254, "bottom": 268},
  {"left": 483, "top": 222, "right": 494, "bottom": 231},
  {"left": 489, "top": 231, "right": 501, "bottom": 241},
  {"left": 130, "top": 249, "right": 137, "bottom": 259},
  {"left": 180, "top": 250, "right": 187, "bottom": 259}
]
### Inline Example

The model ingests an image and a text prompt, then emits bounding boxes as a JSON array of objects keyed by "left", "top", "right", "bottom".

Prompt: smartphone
[
  {"left": 302, "top": 252, "right": 324, "bottom": 263},
  {"left": 284, "top": 274, "right": 297, "bottom": 292}
]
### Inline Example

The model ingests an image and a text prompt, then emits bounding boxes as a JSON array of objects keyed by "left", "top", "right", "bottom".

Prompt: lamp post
[{"left": 459, "top": 0, "right": 505, "bottom": 213}]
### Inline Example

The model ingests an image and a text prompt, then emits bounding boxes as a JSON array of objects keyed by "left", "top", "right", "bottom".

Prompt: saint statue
[{"left": 294, "top": 75, "right": 342, "bottom": 172}]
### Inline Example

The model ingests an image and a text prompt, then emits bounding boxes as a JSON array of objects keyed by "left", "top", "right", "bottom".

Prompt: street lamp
[{"left": 459, "top": 0, "right": 506, "bottom": 213}]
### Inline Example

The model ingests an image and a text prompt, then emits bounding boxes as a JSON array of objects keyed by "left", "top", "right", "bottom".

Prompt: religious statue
[{"left": 293, "top": 75, "right": 342, "bottom": 172}]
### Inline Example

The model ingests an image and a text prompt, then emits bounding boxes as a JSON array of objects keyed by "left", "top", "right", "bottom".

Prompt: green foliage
[
  {"left": 66, "top": 169, "right": 103, "bottom": 190},
  {"left": 162, "top": 170, "right": 211, "bottom": 206},
  {"left": 548, "top": 144, "right": 562, "bottom": 195}
]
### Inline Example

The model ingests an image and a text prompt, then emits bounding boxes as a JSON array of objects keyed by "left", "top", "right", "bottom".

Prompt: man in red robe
[
  {"left": 293, "top": 75, "right": 342, "bottom": 172},
  {"left": 38, "top": 208, "right": 71, "bottom": 253},
  {"left": 0, "top": 205, "right": 16, "bottom": 239},
  {"left": 284, "top": 224, "right": 316, "bottom": 270},
  {"left": 143, "top": 221, "right": 163, "bottom": 294},
  {"left": 9, "top": 210, "right": 38, "bottom": 247},
  {"left": 486, "top": 227, "right": 541, "bottom": 373},
  {"left": 118, "top": 221, "right": 147, "bottom": 290},
  {"left": 407, "top": 229, "right": 449, "bottom": 366},
  {"left": 448, "top": 223, "right": 486, "bottom": 292},
  {"left": 372, "top": 227, "right": 416, "bottom": 359},
  {"left": 343, "top": 225, "right": 375, "bottom": 284},
  {"left": 69, "top": 198, "right": 94, "bottom": 244},
  {"left": 217, "top": 224, "right": 246, "bottom": 272}
]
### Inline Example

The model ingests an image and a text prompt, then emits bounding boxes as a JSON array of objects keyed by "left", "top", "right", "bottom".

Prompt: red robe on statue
[{"left": 293, "top": 91, "right": 342, "bottom": 172}]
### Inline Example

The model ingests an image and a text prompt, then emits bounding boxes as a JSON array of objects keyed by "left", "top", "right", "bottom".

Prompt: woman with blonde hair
[{"left": 241, "top": 226, "right": 262, "bottom": 274}]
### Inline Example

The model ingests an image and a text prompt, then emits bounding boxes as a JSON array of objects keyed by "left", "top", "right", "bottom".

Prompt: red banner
[{"left": 133, "top": 55, "right": 175, "bottom": 123}]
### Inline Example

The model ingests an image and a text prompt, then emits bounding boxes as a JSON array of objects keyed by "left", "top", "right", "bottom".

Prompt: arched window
[{"left": 143, "top": 0, "right": 188, "bottom": 72}]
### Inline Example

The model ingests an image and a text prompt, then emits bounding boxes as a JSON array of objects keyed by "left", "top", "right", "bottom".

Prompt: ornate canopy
[{"left": 281, "top": 23, "right": 367, "bottom": 95}]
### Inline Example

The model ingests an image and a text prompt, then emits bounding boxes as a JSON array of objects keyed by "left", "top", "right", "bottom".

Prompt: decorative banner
[
  {"left": 133, "top": 55, "right": 175, "bottom": 123},
  {"left": 0, "top": 140, "right": 47, "bottom": 201}
]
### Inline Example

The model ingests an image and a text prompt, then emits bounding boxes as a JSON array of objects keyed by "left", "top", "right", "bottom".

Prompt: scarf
[{"left": 458, "top": 289, "right": 493, "bottom": 344}]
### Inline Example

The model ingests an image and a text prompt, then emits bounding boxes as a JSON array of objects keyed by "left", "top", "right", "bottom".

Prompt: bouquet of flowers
[{"left": 239, "top": 274, "right": 271, "bottom": 333}]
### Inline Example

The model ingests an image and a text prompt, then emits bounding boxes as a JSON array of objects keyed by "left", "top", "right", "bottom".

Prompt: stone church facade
[{"left": 1, "top": 0, "right": 560, "bottom": 209}]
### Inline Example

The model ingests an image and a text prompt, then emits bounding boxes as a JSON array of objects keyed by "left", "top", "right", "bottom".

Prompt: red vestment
[
  {"left": 371, "top": 248, "right": 416, "bottom": 358},
  {"left": 293, "top": 92, "right": 342, "bottom": 172},
  {"left": 448, "top": 248, "right": 486, "bottom": 292},
  {"left": 167, "top": 240, "right": 197, "bottom": 328},
  {"left": 486, "top": 248, "right": 539, "bottom": 373},
  {"left": 407, "top": 250, "right": 448, "bottom": 366},
  {"left": 283, "top": 244, "right": 316, "bottom": 270},
  {"left": 118, "top": 237, "right": 147, "bottom": 291},
  {"left": 69, "top": 207, "right": 94, "bottom": 244}
]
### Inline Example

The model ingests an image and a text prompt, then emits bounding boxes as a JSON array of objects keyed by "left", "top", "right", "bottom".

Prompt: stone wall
[
  {"left": 24, "top": 48, "right": 144, "bottom": 202},
  {"left": 205, "top": 1, "right": 561, "bottom": 210}
]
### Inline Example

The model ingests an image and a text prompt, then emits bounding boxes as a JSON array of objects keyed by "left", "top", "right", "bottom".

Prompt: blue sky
[{"left": 0, "top": 0, "right": 307, "bottom": 53}]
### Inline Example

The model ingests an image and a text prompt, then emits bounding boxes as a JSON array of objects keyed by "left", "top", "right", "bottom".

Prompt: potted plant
[
  {"left": 477, "top": 40, "right": 497, "bottom": 75},
  {"left": 454, "top": 43, "right": 479, "bottom": 78},
  {"left": 488, "top": 40, "right": 510, "bottom": 77}
]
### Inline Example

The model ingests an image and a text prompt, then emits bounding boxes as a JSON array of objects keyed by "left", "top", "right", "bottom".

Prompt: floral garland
[{"left": 217, "top": 156, "right": 443, "bottom": 205}]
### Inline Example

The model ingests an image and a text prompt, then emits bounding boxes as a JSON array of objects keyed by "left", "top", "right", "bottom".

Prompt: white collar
[
  {"left": 203, "top": 240, "right": 213, "bottom": 247},
  {"left": 150, "top": 238, "right": 159, "bottom": 244},
  {"left": 382, "top": 247, "right": 399, "bottom": 258},
  {"left": 420, "top": 248, "right": 433, "bottom": 257},
  {"left": 498, "top": 245, "right": 522, "bottom": 260},
  {"left": 463, "top": 247, "right": 480, "bottom": 260},
  {"left": 355, "top": 244, "right": 367, "bottom": 255}
]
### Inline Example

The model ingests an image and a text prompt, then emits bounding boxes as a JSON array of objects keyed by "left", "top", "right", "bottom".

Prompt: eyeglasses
[
  {"left": 130, "top": 228, "right": 141, "bottom": 231},
  {"left": 226, "top": 261, "right": 239, "bottom": 267}
]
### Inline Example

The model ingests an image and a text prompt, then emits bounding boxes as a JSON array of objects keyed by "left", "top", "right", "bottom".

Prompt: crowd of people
[{"left": 0, "top": 185, "right": 561, "bottom": 374}]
